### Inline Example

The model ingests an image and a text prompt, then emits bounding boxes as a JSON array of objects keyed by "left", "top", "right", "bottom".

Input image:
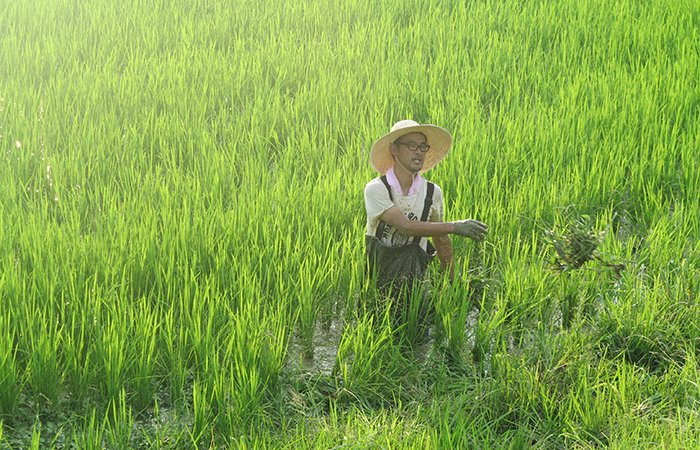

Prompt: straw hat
[{"left": 369, "top": 120, "right": 452, "bottom": 175}]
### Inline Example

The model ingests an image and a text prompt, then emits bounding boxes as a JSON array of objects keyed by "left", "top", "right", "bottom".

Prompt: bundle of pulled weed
[{"left": 545, "top": 215, "right": 625, "bottom": 277}]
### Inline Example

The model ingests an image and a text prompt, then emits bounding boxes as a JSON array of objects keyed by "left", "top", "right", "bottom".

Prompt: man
[{"left": 364, "top": 120, "right": 488, "bottom": 319}]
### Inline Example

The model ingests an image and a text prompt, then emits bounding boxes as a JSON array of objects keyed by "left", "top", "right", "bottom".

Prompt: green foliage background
[{"left": 1, "top": 0, "right": 699, "bottom": 447}]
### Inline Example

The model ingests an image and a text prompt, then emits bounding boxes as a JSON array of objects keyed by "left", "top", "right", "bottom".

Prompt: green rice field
[{"left": 1, "top": 0, "right": 699, "bottom": 447}]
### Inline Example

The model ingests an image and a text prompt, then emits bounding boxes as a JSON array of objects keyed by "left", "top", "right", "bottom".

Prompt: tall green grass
[{"left": 2, "top": 0, "right": 699, "bottom": 446}]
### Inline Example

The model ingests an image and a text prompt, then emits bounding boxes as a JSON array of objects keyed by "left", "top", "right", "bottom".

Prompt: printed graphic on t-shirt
[{"left": 385, "top": 212, "right": 420, "bottom": 247}]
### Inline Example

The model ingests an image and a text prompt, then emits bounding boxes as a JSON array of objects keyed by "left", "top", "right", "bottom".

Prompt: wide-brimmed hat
[{"left": 369, "top": 120, "right": 453, "bottom": 175}]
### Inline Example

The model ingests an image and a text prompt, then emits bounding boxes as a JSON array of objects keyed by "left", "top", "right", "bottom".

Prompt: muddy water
[
  {"left": 285, "top": 309, "right": 485, "bottom": 375},
  {"left": 286, "top": 318, "right": 346, "bottom": 374}
]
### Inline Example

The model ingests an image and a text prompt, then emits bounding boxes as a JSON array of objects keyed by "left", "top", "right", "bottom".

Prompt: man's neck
[{"left": 393, "top": 162, "right": 416, "bottom": 195}]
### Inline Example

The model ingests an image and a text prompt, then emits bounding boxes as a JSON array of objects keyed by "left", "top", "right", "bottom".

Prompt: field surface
[{"left": 1, "top": 0, "right": 699, "bottom": 448}]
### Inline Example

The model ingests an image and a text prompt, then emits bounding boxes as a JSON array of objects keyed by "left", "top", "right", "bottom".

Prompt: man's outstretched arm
[{"left": 379, "top": 206, "right": 488, "bottom": 241}]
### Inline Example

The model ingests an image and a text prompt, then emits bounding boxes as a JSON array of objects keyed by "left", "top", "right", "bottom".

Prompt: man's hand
[{"left": 454, "top": 219, "right": 488, "bottom": 242}]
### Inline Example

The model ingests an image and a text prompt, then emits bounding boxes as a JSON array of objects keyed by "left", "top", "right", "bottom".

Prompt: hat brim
[{"left": 369, "top": 124, "right": 452, "bottom": 175}]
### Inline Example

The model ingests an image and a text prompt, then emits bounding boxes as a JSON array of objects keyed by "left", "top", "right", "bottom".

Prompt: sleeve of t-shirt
[
  {"left": 429, "top": 184, "right": 444, "bottom": 222},
  {"left": 364, "top": 179, "right": 395, "bottom": 225}
]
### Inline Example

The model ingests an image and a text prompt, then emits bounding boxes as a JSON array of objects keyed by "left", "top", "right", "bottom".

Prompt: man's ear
[{"left": 388, "top": 143, "right": 397, "bottom": 157}]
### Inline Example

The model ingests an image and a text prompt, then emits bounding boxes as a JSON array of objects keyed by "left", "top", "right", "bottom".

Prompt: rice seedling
[
  {"left": 23, "top": 308, "right": 64, "bottom": 414},
  {"left": 161, "top": 306, "right": 190, "bottom": 407},
  {"left": 0, "top": 316, "right": 21, "bottom": 424},
  {"left": 334, "top": 310, "right": 405, "bottom": 405},
  {"left": 471, "top": 294, "right": 510, "bottom": 372},
  {"left": 62, "top": 295, "right": 95, "bottom": 409},
  {"left": 29, "top": 421, "right": 41, "bottom": 450},
  {"left": 294, "top": 246, "right": 334, "bottom": 360},
  {"left": 127, "top": 301, "right": 160, "bottom": 412},
  {"left": 187, "top": 380, "right": 211, "bottom": 447},
  {"left": 93, "top": 307, "right": 131, "bottom": 405},
  {"left": 70, "top": 410, "right": 108, "bottom": 450},
  {"left": 389, "top": 280, "right": 435, "bottom": 350},
  {"left": 137, "top": 400, "right": 189, "bottom": 450},
  {"left": 216, "top": 299, "right": 288, "bottom": 434},
  {"left": 105, "top": 389, "right": 134, "bottom": 449},
  {"left": 433, "top": 276, "right": 475, "bottom": 371}
]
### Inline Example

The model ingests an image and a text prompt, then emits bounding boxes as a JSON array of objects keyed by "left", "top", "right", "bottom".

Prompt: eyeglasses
[{"left": 394, "top": 141, "right": 430, "bottom": 153}]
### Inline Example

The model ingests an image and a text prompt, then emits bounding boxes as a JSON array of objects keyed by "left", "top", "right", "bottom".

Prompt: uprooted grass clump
[{"left": 544, "top": 214, "right": 626, "bottom": 278}]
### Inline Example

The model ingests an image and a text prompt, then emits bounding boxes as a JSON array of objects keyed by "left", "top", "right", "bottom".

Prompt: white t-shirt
[{"left": 364, "top": 176, "right": 444, "bottom": 252}]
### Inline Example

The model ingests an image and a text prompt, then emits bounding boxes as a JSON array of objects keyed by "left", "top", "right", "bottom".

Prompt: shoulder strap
[
  {"left": 375, "top": 175, "right": 392, "bottom": 239},
  {"left": 420, "top": 182, "right": 435, "bottom": 222},
  {"left": 412, "top": 182, "right": 434, "bottom": 245},
  {"left": 379, "top": 175, "right": 392, "bottom": 201}
]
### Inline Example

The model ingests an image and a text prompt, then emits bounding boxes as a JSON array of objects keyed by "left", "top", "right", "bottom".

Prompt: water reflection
[{"left": 287, "top": 317, "right": 345, "bottom": 375}]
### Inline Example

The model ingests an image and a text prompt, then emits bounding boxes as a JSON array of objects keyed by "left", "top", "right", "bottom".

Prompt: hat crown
[{"left": 391, "top": 120, "right": 420, "bottom": 133}]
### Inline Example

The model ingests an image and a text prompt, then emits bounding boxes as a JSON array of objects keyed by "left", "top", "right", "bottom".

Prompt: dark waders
[{"left": 365, "top": 176, "right": 436, "bottom": 339}]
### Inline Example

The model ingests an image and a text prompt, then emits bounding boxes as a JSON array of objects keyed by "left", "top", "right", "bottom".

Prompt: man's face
[{"left": 390, "top": 132, "right": 428, "bottom": 174}]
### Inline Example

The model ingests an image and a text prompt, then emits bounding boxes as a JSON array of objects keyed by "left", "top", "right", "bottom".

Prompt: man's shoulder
[
  {"left": 365, "top": 176, "right": 384, "bottom": 186},
  {"left": 365, "top": 176, "right": 388, "bottom": 193},
  {"left": 421, "top": 177, "right": 442, "bottom": 191}
]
